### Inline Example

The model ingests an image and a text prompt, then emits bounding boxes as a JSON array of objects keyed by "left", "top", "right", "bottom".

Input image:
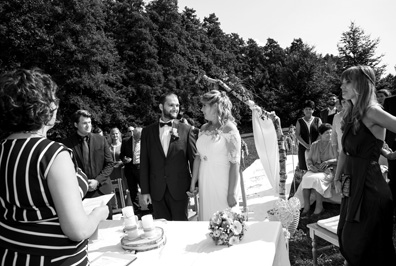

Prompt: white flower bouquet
[{"left": 208, "top": 209, "right": 247, "bottom": 246}]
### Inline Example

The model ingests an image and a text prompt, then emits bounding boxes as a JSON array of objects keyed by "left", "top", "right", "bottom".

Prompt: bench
[{"left": 307, "top": 217, "right": 339, "bottom": 266}]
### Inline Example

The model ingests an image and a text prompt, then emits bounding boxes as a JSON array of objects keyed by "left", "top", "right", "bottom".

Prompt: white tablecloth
[{"left": 88, "top": 220, "right": 290, "bottom": 266}]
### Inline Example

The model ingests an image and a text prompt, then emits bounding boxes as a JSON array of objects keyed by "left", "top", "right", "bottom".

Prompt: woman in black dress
[{"left": 335, "top": 65, "right": 396, "bottom": 265}]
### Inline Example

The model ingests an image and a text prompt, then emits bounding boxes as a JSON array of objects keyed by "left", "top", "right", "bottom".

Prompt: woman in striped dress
[{"left": 0, "top": 69, "right": 109, "bottom": 265}]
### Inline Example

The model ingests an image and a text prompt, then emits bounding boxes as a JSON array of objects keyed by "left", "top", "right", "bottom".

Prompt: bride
[{"left": 188, "top": 90, "right": 241, "bottom": 221}]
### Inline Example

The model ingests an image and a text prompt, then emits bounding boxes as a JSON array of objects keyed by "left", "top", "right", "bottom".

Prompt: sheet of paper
[
  {"left": 83, "top": 193, "right": 114, "bottom": 215},
  {"left": 91, "top": 252, "right": 137, "bottom": 266}
]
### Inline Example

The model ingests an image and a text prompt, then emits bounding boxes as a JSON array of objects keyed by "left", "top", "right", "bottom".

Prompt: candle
[
  {"left": 124, "top": 224, "right": 139, "bottom": 240},
  {"left": 124, "top": 216, "right": 136, "bottom": 227},
  {"left": 122, "top": 206, "right": 135, "bottom": 218},
  {"left": 141, "top": 214, "right": 154, "bottom": 229},
  {"left": 141, "top": 214, "right": 155, "bottom": 237}
]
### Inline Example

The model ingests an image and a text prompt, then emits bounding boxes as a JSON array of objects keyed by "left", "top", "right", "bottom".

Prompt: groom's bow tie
[{"left": 160, "top": 121, "right": 172, "bottom": 127}]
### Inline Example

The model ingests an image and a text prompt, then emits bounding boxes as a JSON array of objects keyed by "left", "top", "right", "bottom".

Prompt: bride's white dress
[{"left": 197, "top": 128, "right": 241, "bottom": 221}]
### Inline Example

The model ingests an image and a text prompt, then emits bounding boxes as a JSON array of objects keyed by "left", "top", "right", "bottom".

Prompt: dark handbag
[{"left": 341, "top": 174, "right": 351, "bottom": 198}]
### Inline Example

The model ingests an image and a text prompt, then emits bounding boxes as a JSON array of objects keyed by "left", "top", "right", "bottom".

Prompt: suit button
[{"left": 164, "top": 176, "right": 167, "bottom": 179}]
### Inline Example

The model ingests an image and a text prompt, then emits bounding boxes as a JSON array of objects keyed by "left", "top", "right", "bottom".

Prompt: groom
[{"left": 140, "top": 92, "right": 196, "bottom": 221}]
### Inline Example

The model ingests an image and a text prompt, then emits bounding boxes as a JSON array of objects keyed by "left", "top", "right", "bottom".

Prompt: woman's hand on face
[{"left": 227, "top": 193, "right": 237, "bottom": 208}]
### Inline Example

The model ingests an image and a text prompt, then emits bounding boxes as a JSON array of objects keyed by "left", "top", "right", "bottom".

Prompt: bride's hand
[
  {"left": 186, "top": 187, "right": 198, "bottom": 197},
  {"left": 227, "top": 193, "right": 237, "bottom": 208}
]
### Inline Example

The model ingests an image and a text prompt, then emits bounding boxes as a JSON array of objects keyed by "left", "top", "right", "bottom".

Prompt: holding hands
[{"left": 187, "top": 186, "right": 198, "bottom": 198}]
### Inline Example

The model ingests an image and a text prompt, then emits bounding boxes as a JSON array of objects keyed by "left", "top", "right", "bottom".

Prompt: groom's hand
[{"left": 142, "top": 194, "right": 152, "bottom": 205}]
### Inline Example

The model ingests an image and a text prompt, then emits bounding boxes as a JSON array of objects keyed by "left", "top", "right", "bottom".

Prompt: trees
[
  {"left": 1, "top": 1, "right": 394, "bottom": 138},
  {"left": 0, "top": 0, "right": 128, "bottom": 139},
  {"left": 277, "top": 39, "right": 332, "bottom": 126},
  {"left": 338, "top": 22, "right": 386, "bottom": 79}
]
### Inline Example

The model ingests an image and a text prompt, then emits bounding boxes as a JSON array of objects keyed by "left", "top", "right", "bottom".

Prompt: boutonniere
[{"left": 170, "top": 127, "right": 179, "bottom": 141}]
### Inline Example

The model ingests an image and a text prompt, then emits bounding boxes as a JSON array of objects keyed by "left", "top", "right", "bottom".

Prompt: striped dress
[{"left": 0, "top": 137, "right": 89, "bottom": 265}]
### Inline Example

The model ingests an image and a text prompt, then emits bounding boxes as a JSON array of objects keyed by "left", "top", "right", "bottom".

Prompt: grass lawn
[{"left": 242, "top": 135, "right": 396, "bottom": 266}]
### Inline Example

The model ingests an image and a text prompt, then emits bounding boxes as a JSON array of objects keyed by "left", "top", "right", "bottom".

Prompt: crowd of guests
[
  {"left": 290, "top": 67, "right": 396, "bottom": 265},
  {"left": 1, "top": 66, "right": 396, "bottom": 265}
]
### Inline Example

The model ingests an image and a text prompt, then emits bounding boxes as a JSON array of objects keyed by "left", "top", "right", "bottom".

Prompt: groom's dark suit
[
  {"left": 140, "top": 120, "right": 196, "bottom": 221},
  {"left": 384, "top": 95, "right": 396, "bottom": 213}
]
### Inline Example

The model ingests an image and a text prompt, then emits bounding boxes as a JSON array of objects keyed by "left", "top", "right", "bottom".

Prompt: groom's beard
[{"left": 163, "top": 108, "right": 178, "bottom": 120}]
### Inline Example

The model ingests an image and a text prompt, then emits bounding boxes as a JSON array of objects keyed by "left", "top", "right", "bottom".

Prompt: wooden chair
[{"left": 111, "top": 178, "right": 126, "bottom": 214}]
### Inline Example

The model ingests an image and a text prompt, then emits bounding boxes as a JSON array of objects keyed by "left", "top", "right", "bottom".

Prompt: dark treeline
[{"left": 1, "top": 0, "right": 395, "bottom": 140}]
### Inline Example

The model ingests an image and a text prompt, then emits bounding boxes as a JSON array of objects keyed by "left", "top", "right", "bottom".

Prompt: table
[
  {"left": 307, "top": 223, "right": 339, "bottom": 266},
  {"left": 88, "top": 220, "right": 290, "bottom": 266}
]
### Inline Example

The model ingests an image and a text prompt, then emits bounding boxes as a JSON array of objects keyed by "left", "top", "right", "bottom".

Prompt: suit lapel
[{"left": 167, "top": 121, "right": 180, "bottom": 157}]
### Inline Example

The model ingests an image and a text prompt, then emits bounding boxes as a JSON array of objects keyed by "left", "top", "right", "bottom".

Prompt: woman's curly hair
[{"left": 0, "top": 68, "right": 58, "bottom": 135}]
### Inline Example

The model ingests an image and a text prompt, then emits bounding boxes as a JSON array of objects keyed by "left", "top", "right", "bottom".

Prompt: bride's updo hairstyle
[{"left": 200, "top": 90, "right": 236, "bottom": 126}]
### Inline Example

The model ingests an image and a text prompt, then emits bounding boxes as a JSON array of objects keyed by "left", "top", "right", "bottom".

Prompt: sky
[{"left": 174, "top": 0, "right": 395, "bottom": 76}]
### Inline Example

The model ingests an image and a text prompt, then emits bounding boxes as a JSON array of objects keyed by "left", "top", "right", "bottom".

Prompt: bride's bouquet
[{"left": 208, "top": 209, "right": 247, "bottom": 246}]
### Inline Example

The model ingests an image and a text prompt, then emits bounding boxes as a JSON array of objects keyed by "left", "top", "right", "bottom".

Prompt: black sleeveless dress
[{"left": 337, "top": 121, "right": 396, "bottom": 266}]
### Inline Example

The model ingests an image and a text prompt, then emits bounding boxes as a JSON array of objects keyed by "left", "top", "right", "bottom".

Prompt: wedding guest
[
  {"left": 331, "top": 95, "right": 347, "bottom": 155},
  {"left": 295, "top": 100, "right": 322, "bottom": 171},
  {"left": 188, "top": 90, "right": 242, "bottom": 221},
  {"left": 124, "top": 126, "right": 135, "bottom": 140},
  {"left": 376, "top": 88, "right": 390, "bottom": 106},
  {"left": 0, "top": 69, "right": 108, "bottom": 265},
  {"left": 93, "top": 127, "right": 104, "bottom": 136},
  {"left": 121, "top": 127, "right": 143, "bottom": 212},
  {"left": 320, "top": 94, "right": 338, "bottom": 124},
  {"left": 285, "top": 125, "right": 298, "bottom": 154},
  {"left": 140, "top": 92, "right": 196, "bottom": 221},
  {"left": 63, "top": 110, "right": 114, "bottom": 219},
  {"left": 335, "top": 65, "right": 396, "bottom": 265},
  {"left": 109, "top": 127, "right": 123, "bottom": 180},
  {"left": 294, "top": 123, "right": 337, "bottom": 217}
]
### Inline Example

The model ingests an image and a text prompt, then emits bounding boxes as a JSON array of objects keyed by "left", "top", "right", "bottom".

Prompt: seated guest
[
  {"left": 93, "top": 127, "right": 104, "bottom": 136},
  {"left": 0, "top": 69, "right": 108, "bottom": 264},
  {"left": 295, "top": 123, "right": 337, "bottom": 216}
]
